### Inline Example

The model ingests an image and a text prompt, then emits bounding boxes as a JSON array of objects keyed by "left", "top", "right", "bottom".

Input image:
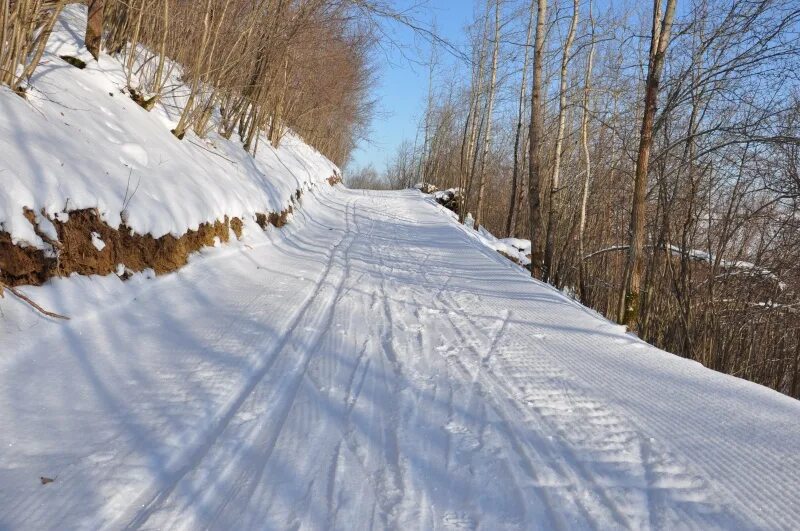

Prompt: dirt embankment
[{"left": 0, "top": 186, "right": 319, "bottom": 287}]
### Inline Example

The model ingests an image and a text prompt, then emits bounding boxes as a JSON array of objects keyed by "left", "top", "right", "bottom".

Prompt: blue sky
[{"left": 347, "top": 1, "right": 476, "bottom": 173}]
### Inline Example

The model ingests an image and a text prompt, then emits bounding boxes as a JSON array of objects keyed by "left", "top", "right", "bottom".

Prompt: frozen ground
[{"left": 1, "top": 187, "right": 799, "bottom": 530}]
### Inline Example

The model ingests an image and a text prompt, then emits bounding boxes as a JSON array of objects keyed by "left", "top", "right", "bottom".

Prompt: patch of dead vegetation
[{"left": 255, "top": 205, "right": 293, "bottom": 230}]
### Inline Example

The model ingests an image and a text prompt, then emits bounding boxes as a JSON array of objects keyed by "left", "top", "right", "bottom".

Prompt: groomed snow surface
[{"left": 1, "top": 188, "right": 799, "bottom": 530}]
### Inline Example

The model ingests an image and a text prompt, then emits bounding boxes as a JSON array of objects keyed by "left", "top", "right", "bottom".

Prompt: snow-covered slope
[
  {"left": 1, "top": 187, "right": 798, "bottom": 530},
  {"left": 0, "top": 5, "right": 337, "bottom": 250}
]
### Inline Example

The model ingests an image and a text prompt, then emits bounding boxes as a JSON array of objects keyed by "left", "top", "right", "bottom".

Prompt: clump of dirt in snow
[
  {"left": 0, "top": 198, "right": 298, "bottom": 287},
  {"left": 255, "top": 206, "right": 293, "bottom": 230},
  {"left": 59, "top": 55, "right": 86, "bottom": 69},
  {"left": 230, "top": 217, "right": 243, "bottom": 239},
  {"left": 0, "top": 232, "right": 54, "bottom": 285}
]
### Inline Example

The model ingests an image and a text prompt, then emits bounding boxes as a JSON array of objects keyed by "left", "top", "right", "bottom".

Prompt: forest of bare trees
[
  {"left": 374, "top": 0, "right": 800, "bottom": 398},
  {"left": 0, "top": 0, "right": 378, "bottom": 165}
]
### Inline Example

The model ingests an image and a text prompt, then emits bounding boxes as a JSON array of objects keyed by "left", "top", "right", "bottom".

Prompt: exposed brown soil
[
  {"left": 1, "top": 175, "right": 336, "bottom": 287},
  {"left": 0, "top": 200, "right": 297, "bottom": 288},
  {"left": 255, "top": 205, "right": 293, "bottom": 230},
  {"left": 496, "top": 249, "right": 521, "bottom": 265},
  {"left": 0, "top": 231, "right": 53, "bottom": 286}
]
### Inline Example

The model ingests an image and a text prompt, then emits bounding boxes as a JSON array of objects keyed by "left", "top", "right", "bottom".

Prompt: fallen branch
[
  {"left": 187, "top": 139, "right": 238, "bottom": 164},
  {"left": 0, "top": 281, "right": 70, "bottom": 320}
]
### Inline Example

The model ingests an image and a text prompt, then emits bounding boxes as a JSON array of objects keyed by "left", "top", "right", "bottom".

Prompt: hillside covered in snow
[{"left": 0, "top": 5, "right": 339, "bottom": 288}]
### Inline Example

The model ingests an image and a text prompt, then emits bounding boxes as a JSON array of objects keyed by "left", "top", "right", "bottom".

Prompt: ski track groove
[{"left": 438, "top": 291, "right": 632, "bottom": 529}]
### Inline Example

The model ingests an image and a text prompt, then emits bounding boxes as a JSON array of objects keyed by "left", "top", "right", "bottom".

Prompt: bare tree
[
  {"left": 620, "top": 0, "right": 677, "bottom": 330},
  {"left": 527, "top": 0, "right": 547, "bottom": 278},
  {"left": 474, "top": 0, "right": 500, "bottom": 229},
  {"left": 577, "top": 0, "right": 595, "bottom": 304},
  {"left": 459, "top": 6, "right": 490, "bottom": 224},
  {"left": 543, "top": 0, "right": 578, "bottom": 283},
  {"left": 505, "top": 0, "right": 535, "bottom": 238}
]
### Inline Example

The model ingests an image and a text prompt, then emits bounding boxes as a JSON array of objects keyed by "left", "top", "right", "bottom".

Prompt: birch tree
[
  {"left": 542, "top": 0, "right": 578, "bottom": 283},
  {"left": 577, "top": 0, "right": 595, "bottom": 304}
]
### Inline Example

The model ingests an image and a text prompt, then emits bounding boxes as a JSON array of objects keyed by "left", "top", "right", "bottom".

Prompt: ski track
[{"left": 1, "top": 188, "right": 799, "bottom": 530}]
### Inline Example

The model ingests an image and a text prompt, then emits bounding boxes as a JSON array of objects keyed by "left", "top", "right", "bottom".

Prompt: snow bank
[
  {"left": 475, "top": 227, "right": 531, "bottom": 266},
  {"left": 0, "top": 5, "right": 338, "bottom": 251}
]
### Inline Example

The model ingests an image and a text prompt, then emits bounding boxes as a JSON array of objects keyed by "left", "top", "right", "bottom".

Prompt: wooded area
[
  {"left": 0, "top": 0, "right": 377, "bottom": 165},
  {"left": 363, "top": 0, "right": 800, "bottom": 398}
]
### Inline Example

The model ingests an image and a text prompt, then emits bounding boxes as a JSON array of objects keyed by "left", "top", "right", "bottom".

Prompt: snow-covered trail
[{"left": 1, "top": 188, "right": 799, "bottom": 530}]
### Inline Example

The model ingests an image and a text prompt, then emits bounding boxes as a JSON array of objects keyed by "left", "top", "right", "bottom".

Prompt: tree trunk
[
  {"left": 577, "top": 0, "right": 595, "bottom": 304},
  {"left": 527, "top": 0, "right": 547, "bottom": 278},
  {"left": 543, "top": 0, "right": 578, "bottom": 283},
  {"left": 506, "top": 0, "right": 535, "bottom": 237},
  {"left": 474, "top": 0, "right": 501, "bottom": 230},
  {"left": 85, "top": 0, "right": 104, "bottom": 60},
  {"left": 150, "top": 0, "right": 168, "bottom": 102},
  {"left": 421, "top": 36, "right": 436, "bottom": 187},
  {"left": 124, "top": 0, "right": 146, "bottom": 88},
  {"left": 13, "top": 0, "right": 65, "bottom": 92},
  {"left": 459, "top": 4, "right": 490, "bottom": 224},
  {"left": 620, "top": 0, "right": 677, "bottom": 331},
  {"left": 172, "top": 0, "right": 213, "bottom": 139}
]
